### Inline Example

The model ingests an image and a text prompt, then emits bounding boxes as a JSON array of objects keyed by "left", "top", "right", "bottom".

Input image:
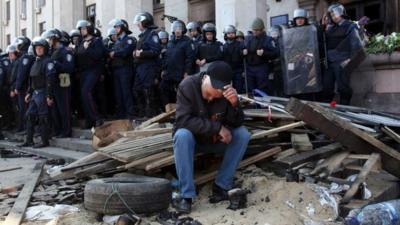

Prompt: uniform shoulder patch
[
  {"left": 127, "top": 38, "right": 133, "bottom": 45},
  {"left": 3, "top": 61, "right": 9, "bottom": 66},
  {"left": 66, "top": 54, "right": 73, "bottom": 62},
  {"left": 152, "top": 35, "right": 159, "bottom": 43},
  {"left": 0, "top": 68, "right": 3, "bottom": 74},
  {"left": 47, "top": 62, "right": 55, "bottom": 71},
  {"left": 191, "top": 43, "right": 195, "bottom": 51},
  {"left": 22, "top": 57, "right": 29, "bottom": 65}
]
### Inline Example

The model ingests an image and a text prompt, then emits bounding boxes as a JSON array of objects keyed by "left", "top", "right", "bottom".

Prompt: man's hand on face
[
  {"left": 219, "top": 125, "right": 232, "bottom": 144},
  {"left": 223, "top": 86, "right": 238, "bottom": 107}
]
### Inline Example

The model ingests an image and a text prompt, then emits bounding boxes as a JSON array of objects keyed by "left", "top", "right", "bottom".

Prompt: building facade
[{"left": 0, "top": 0, "right": 397, "bottom": 50}]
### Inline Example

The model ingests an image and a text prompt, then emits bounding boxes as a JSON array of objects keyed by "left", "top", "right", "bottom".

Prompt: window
[
  {"left": 86, "top": 4, "right": 96, "bottom": 24},
  {"left": 36, "top": 0, "right": 45, "bottom": 8},
  {"left": 6, "top": 34, "right": 11, "bottom": 45},
  {"left": 39, "top": 22, "right": 46, "bottom": 34},
  {"left": 271, "top": 14, "right": 289, "bottom": 27},
  {"left": 6, "top": 1, "right": 11, "bottom": 21},
  {"left": 21, "top": 28, "right": 27, "bottom": 36},
  {"left": 21, "top": 0, "right": 27, "bottom": 19},
  {"left": 343, "top": 0, "right": 384, "bottom": 35}
]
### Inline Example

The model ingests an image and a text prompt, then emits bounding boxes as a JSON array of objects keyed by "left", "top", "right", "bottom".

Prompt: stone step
[
  {"left": 71, "top": 128, "right": 93, "bottom": 140},
  {"left": 2, "top": 131, "right": 93, "bottom": 153},
  {"left": 0, "top": 140, "right": 89, "bottom": 163},
  {"left": 49, "top": 137, "right": 93, "bottom": 153}
]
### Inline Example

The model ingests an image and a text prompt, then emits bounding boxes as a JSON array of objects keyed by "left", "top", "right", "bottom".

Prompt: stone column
[
  {"left": 298, "top": 0, "right": 318, "bottom": 22},
  {"left": 164, "top": 0, "right": 189, "bottom": 33},
  {"left": 115, "top": 0, "right": 153, "bottom": 36}
]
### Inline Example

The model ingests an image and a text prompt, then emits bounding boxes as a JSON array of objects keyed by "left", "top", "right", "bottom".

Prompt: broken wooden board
[
  {"left": 4, "top": 161, "right": 44, "bottom": 225},
  {"left": 195, "top": 147, "right": 281, "bottom": 185},
  {"left": 136, "top": 109, "right": 176, "bottom": 130},
  {"left": 285, "top": 98, "right": 400, "bottom": 178},
  {"left": 291, "top": 133, "right": 313, "bottom": 151},
  {"left": 310, "top": 151, "right": 350, "bottom": 178},
  {"left": 120, "top": 128, "right": 172, "bottom": 138},
  {"left": 380, "top": 125, "right": 400, "bottom": 144},
  {"left": 274, "top": 142, "right": 342, "bottom": 168},
  {"left": 342, "top": 153, "right": 381, "bottom": 203},
  {"left": 0, "top": 166, "right": 22, "bottom": 173},
  {"left": 251, "top": 121, "right": 306, "bottom": 140},
  {"left": 118, "top": 151, "right": 172, "bottom": 170}
]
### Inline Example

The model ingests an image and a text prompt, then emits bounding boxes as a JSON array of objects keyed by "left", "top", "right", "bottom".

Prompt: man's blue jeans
[{"left": 173, "top": 126, "right": 251, "bottom": 198}]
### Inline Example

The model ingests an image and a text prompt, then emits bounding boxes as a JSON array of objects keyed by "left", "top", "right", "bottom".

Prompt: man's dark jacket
[{"left": 174, "top": 73, "right": 244, "bottom": 143}]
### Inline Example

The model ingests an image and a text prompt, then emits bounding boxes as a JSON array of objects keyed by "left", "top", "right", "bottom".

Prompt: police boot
[
  {"left": 134, "top": 90, "right": 146, "bottom": 118},
  {"left": 33, "top": 116, "right": 49, "bottom": 148},
  {"left": 18, "top": 115, "right": 36, "bottom": 147},
  {"left": 144, "top": 89, "right": 157, "bottom": 118}
]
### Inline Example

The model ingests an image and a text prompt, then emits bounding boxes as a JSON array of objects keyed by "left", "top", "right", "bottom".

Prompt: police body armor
[
  {"left": 223, "top": 40, "right": 243, "bottom": 70},
  {"left": 197, "top": 41, "right": 223, "bottom": 63},
  {"left": 111, "top": 37, "right": 134, "bottom": 68},
  {"left": 29, "top": 57, "right": 47, "bottom": 91},
  {"left": 279, "top": 24, "right": 323, "bottom": 95}
]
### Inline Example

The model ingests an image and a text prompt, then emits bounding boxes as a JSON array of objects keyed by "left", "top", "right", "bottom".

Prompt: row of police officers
[{"left": 0, "top": 3, "right": 363, "bottom": 147}]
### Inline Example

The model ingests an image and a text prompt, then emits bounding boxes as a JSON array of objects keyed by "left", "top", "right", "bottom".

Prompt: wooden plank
[
  {"left": 136, "top": 109, "right": 176, "bottom": 130},
  {"left": 380, "top": 125, "right": 400, "bottom": 144},
  {"left": 342, "top": 153, "right": 381, "bottom": 203},
  {"left": 274, "top": 143, "right": 342, "bottom": 168},
  {"left": 195, "top": 147, "right": 281, "bottom": 185},
  {"left": 310, "top": 152, "right": 350, "bottom": 178},
  {"left": 0, "top": 166, "right": 22, "bottom": 173},
  {"left": 118, "top": 151, "right": 172, "bottom": 170},
  {"left": 145, "top": 155, "right": 175, "bottom": 171},
  {"left": 251, "top": 121, "right": 306, "bottom": 140},
  {"left": 285, "top": 98, "right": 400, "bottom": 178},
  {"left": 274, "top": 148, "right": 297, "bottom": 161},
  {"left": 291, "top": 133, "right": 313, "bottom": 151},
  {"left": 4, "top": 162, "right": 44, "bottom": 225},
  {"left": 347, "top": 154, "right": 372, "bottom": 160},
  {"left": 120, "top": 128, "right": 172, "bottom": 138}
]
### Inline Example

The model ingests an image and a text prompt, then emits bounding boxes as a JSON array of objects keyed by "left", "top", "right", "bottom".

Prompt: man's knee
[
  {"left": 173, "top": 128, "right": 195, "bottom": 144},
  {"left": 232, "top": 126, "right": 251, "bottom": 142}
]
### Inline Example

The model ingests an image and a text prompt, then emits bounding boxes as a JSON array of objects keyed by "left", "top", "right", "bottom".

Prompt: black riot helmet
[
  {"left": 31, "top": 37, "right": 49, "bottom": 56},
  {"left": 14, "top": 36, "right": 31, "bottom": 52},
  {"left": 171, "top": 20, "right": 187, "bottom": 35},
  {"left": 328, "top": 3, "right": 347, "bottom": 18},
  {"left": 6, "top": 44, "right": 18, "bottom": 54},
  {"left": 76, "top": 20, "right": 95, "bottom": 36},
  {"left": 93, "top": 28, "right": 102, "bottom": 38},
  {"left": 202, "top": 23, "right": 216, "bottom": 41},
  {"left": 41, "top": 29, "right": 63, "bottom": 47},
  {"left": 60, "top": 30, "right": 71, "bottom": 46},
  {"left": 223, "top": 25, "right": 237, "bottom": 40},
  {"left": 186, "top": 21, "right": 201, "bottom": 33},
  {"left": 109, "top": 18, "right": 132, "bottom": 35},
  {"left": 158, "top": 31, "right": 169, "bottom": 40},
  {"left": 134, "top": 12, "right": 156, "bottom": 29},
  {"left": 69, "top": 29, "right": 81, "bottom": 38}
]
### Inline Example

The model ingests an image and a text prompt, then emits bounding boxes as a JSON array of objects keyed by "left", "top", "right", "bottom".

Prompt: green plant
[{"left": 366, "top": 33, "right": 400, "bottom": 54}]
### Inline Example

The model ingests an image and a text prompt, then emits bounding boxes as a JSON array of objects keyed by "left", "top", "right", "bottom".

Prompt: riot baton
[{"left": 243, "top": 58, "right": 249, "bottom": 97}]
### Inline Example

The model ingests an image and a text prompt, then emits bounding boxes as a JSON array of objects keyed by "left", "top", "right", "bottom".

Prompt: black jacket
[{"left": 174, "top": 73, "right": 244, "bottom": 143}]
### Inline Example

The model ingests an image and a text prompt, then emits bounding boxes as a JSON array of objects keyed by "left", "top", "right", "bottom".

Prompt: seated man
[{"left": 173, "top": 61, "right": 251, "bottom": 213}]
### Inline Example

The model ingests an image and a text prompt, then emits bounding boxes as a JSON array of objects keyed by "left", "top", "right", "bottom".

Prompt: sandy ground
[{"left": 5, "top": 165, "right": 344, "bottom": 225}]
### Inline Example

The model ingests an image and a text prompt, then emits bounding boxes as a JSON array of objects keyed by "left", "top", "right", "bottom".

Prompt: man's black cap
[{"left": 206, "top": 61, "right": 233, "bottom": 90}]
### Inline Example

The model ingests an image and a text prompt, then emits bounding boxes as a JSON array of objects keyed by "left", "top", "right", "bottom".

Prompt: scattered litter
[{"left": 25, "top": 204, "right": 79, "bottom": 221}]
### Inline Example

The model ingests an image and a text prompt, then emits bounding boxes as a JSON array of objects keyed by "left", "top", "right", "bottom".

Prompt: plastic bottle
[{"left": 345, "top": 199, "right": 400, "bottom": 225}]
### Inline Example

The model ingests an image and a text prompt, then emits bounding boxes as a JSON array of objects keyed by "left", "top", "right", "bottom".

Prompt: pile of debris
[{"left": 2, "top": 96, "right": 400, "bottom": 225}]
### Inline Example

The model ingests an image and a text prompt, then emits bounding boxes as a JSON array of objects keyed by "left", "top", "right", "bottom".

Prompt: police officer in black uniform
[
  {"left": 19, "top": 37, "right": 56, "bottom": 148},
  {"left": 108, "top": 18, "right": 136, "bottom": 120},
  {"left": 323, "top": 3, "right": 363, "bottom": 105},
  {"left": 160, "top": 20, "right": 194, "bottom": 107},
  {"left": 133, "top": 12, "right": 162, "bottom": 118},
  {"left": 222, "top": 25, "right": 245, "bottom": 94},
  {"left": 195, "top": 23, "right": 223, "bottom": 72},
  {"left": 75, "top": 20, "right": 106, "bottom": 128},
  {"left": 13, "top": 36, "right": 35, "bottom": 132},
  {"left": 186, "top": 21, "right": 202, "bottom": 44},
  {"left": 42, "top": 29, "right": 75, "bottom": 137}
]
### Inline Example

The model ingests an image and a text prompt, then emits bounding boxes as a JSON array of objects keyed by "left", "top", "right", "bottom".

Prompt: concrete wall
[{"left": 266, "top": 0, "right": 299, "bottom": 28}]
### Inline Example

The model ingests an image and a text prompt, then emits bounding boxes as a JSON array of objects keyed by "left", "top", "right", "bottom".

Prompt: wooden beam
[
  {"left": 274, "top": 143, "right": 342, "bottom": 168},
  {"left": 285, "top": 98, "right": 400, "bottom": 178},
  {"left": 118, "top": 151, "right": 172, "bottom": 170},
  {"left": 136, "top": 109, "right": 176, "bottom": 130},
  {"left": 291, "top": 133, "right": 313, "bottom": 151},
  {"left": 195, "top": 147, "right": 281, "bottom": 185},
  {"left": 380, "top": 125, "right": 400, "bottom": 144},
  {"left": 0, "top": 166, "right": 22, "bottom": 173},
  {"left": 342, "top": 153, "right": 381, "bottom": 203},
  {"left": 145, "top": 155, "right": 175, "bottom": 171},
  {"left": 4, "top": 162, "right": 44, "bottom": 225},
  {"left": 251, "top": 121, "right": 306, "bottom": 140},
  {"left": 120, "top": 128, "right": 172, "bottom": 138}
]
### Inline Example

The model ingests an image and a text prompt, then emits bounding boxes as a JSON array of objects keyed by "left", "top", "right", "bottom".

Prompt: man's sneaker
[
  {"left": 172, "top": 198, "right": 192, "bottom": 214},
  {"left": 209, "top": 183, "right": 229, "bottom": 203}
]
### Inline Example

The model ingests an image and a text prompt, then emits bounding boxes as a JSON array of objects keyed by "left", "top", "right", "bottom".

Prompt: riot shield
[{"left": 279, "top": 25, "right": 323, "bottom": 95}]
